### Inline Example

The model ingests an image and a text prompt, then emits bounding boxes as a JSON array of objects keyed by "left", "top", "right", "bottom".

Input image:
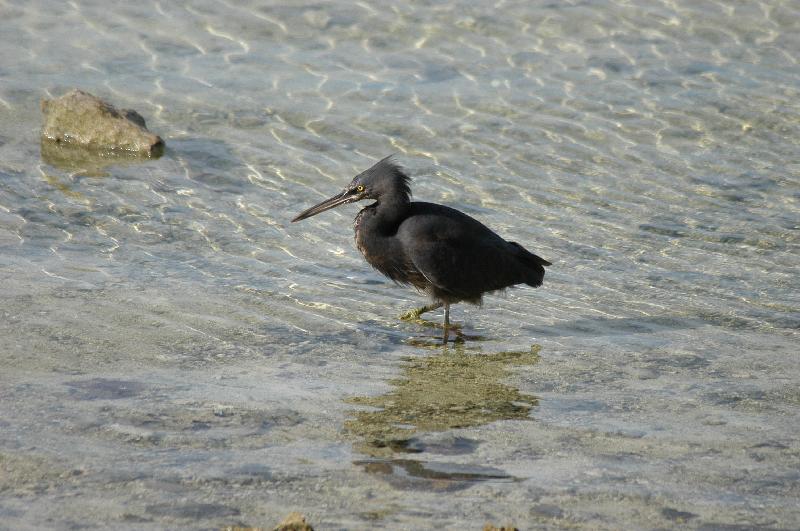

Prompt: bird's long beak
[{"left": 291, "top": 188, "right": 359, "bottom": 222}]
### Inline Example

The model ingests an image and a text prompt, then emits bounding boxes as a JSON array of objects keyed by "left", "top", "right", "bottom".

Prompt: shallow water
[{"left": 1, "top": 0, "right": 799, "bottom": 529}]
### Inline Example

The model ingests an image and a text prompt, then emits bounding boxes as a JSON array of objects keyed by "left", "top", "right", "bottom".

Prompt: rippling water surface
[{"left": 1, "top": 1, "right": 798, "bottom": 528}]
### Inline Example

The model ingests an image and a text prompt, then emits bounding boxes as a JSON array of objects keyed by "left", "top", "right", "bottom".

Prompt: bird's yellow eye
[{"left": 356, "top": 185, "right": 365, "bottom": 193}]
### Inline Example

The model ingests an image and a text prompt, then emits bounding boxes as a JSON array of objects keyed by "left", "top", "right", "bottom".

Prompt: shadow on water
[
  {"left": 399, "top": 315, "right": 489, "bottom": 346},
  {"left": 40, "top": 137, "right": 235, "bottom": 184},
  {"left": 345, "top": 342, "right": 540, "bottom": 491},
  {"left": 523, "top": 312, "right": 771, "bottom": 338},
  {"left": 522, "top": 315, "right": 704, "bottom": 339}
]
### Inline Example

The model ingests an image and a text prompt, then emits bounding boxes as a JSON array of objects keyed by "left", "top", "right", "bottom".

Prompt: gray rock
[{"left": 41, "top": 89, "right": 164, "bottom": 156}]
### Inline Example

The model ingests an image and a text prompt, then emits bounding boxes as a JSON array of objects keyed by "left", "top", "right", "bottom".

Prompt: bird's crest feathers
[{"left": 353, "top": 155, "right": 412, "bottom": 202}]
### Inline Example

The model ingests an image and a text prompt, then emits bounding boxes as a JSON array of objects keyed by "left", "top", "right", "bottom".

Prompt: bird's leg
[
  {"left": 400, "top": 301, "right": 443, "bottom": 321},
  {"left": 442, "top": 302, "right": 450, "bottom": 344}
]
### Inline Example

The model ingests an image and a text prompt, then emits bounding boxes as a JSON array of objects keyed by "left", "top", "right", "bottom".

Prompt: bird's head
[{"left": 292, "top": 155, "right": 411, "bottom": 222}]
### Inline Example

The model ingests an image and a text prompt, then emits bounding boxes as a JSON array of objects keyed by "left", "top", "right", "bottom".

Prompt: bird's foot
[
  {"left": 399, "top": 308, "right": 423, "bottom": 321},
  {"left": 399, "top": 302, "right": 443, "bottom": 321}
]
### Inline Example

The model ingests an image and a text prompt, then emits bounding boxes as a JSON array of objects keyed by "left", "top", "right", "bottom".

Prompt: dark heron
[{"left": 292, "top": 156, "right": 551, "bottom": 342}]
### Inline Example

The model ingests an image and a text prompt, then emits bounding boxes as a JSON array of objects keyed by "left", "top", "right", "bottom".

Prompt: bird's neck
[
  {"left": 354, "top": 196, "right": 409, "bottom": 277},
  {"left": 355, "top": 196, "right": 409, "bottom": 243},
  {"left": 371, "top": 196, "right": 410, "bottom": 233}
]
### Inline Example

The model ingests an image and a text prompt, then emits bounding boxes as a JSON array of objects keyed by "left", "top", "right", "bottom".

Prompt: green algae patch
[{"left": 346, "top": 345, "right": 540, "bottom": 457}]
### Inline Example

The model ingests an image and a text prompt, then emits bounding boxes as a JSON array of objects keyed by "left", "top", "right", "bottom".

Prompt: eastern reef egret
[{"left": 292, "top": 156, "right": 551, "bottom": 343}]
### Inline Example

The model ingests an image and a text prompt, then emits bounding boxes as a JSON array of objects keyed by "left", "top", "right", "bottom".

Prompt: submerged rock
[
  {"left": 41, "top": 89, "right": 164, "bottom": 156},
  {"left": 40, "top": 140, "right": 148, "bottom": 175},
  {"left": 221, "top": 512, "right": 313, "bottom": 531}
]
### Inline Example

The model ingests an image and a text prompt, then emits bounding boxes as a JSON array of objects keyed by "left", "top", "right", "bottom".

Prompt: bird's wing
[{"left": 404, "top": 227, "right": 524, "bottom": 300}]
